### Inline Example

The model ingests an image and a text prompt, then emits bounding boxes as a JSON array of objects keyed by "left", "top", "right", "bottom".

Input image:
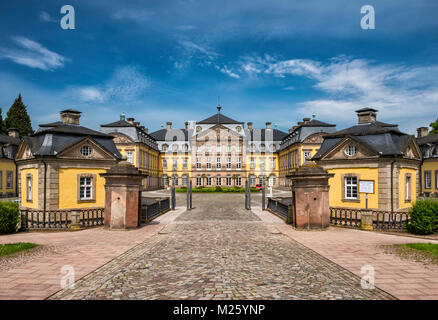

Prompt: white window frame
[
  {"left": 424, "top": 171, "right": 431, "bottom": 189},
  {"left": 196, "top": 158, "right": 201, "bottom": 170},
  {"left": 216, "top": 176, "right": 221, "bottom": 186},
  {"left": 206, "top": 158, "right": 212, "bottom": 170},
  {"left": 79, "top": 177, "right": 93, "bottom": 200},
  {"left": 226, "top": 158, "right": 231, "bottom": 170},
  {"left": 216, "top": 157, "right": 221, "bottom": 169},
  {"left": 250, "top": 158, "right": 255, "bottom": 169},
  {"left": 345, "top": 145, "right": 357, "bottom": 157},
  {"left": 345, "top": 177, "right": 358, "bottom": 199},
  {"left": 236, "top": 158, "right": 241, "bottom": 170}
]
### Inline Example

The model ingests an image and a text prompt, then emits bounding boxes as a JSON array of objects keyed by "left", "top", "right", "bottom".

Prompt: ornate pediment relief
[
  {"left": 112, "top": 132, "right": 134, "bottom": 144},
  {"left": 303, "top": 133, "right": 325, "bottom": 144}
]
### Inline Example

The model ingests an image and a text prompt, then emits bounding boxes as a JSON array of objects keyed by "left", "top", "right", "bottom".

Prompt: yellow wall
[
  {"left": 0, "top": 160, "right": 16, "bottom": 194},
  {"left": 327, "top": 167, "right": 379, "bottom": 209},
  {"left": 421, "top": 160, "right": 438, "bottom": 195},
  {"left": 58, "top": 168, "right": 107, "bottom": 209},
  {"left": 20, "top": 168, "right": 38, "bottom": 209},
  {"left": 398, "top": 167, "right": 417, "bottom": 209}
]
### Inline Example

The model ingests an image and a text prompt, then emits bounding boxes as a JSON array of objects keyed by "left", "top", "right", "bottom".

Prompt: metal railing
[
  {"left": 140, "top": 197, "right": 170, "bottom": 224},
  {"left": 20, "top": 207, "right": 104, "bottom": 230},
  {"left": 266, "top": 197, "right": 292, "bottom": 223},
  {"left": 329, "top": 207, "right": 410, "bottom": 231}
]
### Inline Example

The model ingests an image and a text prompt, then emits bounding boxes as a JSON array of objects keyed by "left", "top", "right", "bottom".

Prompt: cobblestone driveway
[{"left": 50, "top": 194, "right": 393, "bottom": 300}]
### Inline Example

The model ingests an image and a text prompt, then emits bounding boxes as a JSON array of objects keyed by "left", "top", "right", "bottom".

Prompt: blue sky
[{"left": 0, "top": 0, "right": 437, "bottom": 134}]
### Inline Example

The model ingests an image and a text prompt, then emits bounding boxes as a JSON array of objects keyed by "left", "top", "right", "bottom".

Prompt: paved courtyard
[{"left": 49, "top": 194, "right": 392, "bottom": 300}]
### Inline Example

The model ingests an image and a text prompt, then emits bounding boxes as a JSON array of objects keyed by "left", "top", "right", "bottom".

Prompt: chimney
[
  {"left": 247, "top": 122, "right": 253, "bottom": 130},
  {"left": 166, "top": 122, "right": 172, "bottom": 130},
  {"left": 266, "top": 122, "right": 271, "bottom": 130},
  {"left": 292, "top": 125, "right": 298, "bottom": 131},
  {"left": 356, "top": 107, "right": 377, "bottom": 124},
  {"left": 127, "top": 117, "right": 135, "bottom": 125},
  {"left": 120, "top": 113, "right": 125, "bottom": 121},
  {"left": 289, "top": 128, "right": 294, "bottom": 134},
  {"left": 303, "top": 117, "right": 311, "bottom": 124},
  {"left": 417, "top": 127, "right": 429, "bottom": 138},
  {"left": 185, "top": 121, "right": 189, "bottom": 130},
  {"left": 60, "top": 109, "right": 81, "bottom": 125},
  {"left": 134, "top": 121, "right": 140, "bottom": 127},
  {"left": 297, "top": 121, "right": 303, "bottom": 126},
  {"left": 144, "top": 128, "right": 148, "bottom": 134},
  {"left": 7, "top": 128, "right": 19, "bottom": 138}
]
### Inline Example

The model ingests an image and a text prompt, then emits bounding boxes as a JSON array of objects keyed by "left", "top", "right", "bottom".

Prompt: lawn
[
  {"left": 0, "top": 242, "right": 39, "bottom": 257},
  {"left": 398, "top": 243, "right": 438, "bottom": 256},
  {"left": 382, "top": 242, "right": 438, "bottom": 266}
]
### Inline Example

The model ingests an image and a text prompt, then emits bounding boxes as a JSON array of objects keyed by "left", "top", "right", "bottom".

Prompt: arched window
[{"left": 162, "top": 144, "right": 168, "bottom": 151}]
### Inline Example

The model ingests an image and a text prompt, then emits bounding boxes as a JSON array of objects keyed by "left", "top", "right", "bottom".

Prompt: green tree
[
  {"left": 4, "top": 93, "right": 33, "bottom": 137},
  {"left": 430, "top": 118, "right": 438, "bottom": 135},
  {"left": 0, "top": 108, "right": 6, "bottom": 135}
]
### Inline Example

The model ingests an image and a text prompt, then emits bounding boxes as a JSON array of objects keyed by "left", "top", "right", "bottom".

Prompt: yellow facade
[
  {"left": 246, "top": 153, "right": 279, "bottom": 180},
  {"left": 398, "top": 167, "right": 417, "bottom": 209},
  {"left": 58, "top": 168, "right": 107, "bottom": 209},
  {"left": 20, "top": 168, "right": 38, "bottom": 209},
  {"left": 327, "top": 167, "right": 379, "bottom": 209},
  {"left": 0, "top": 160, "right": 16, "bottom": 196},
  {"left": 421, "top": 159, "right": 438, "bottom": 196}
]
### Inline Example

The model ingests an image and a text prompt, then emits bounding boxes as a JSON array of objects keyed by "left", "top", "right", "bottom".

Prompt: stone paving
[{"left": 50, "top": 194, "right": 393, "bottom": 300}]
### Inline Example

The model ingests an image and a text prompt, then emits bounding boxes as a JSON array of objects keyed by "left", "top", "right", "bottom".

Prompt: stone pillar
[
  {"left": 361, "top": 210, "right": 373, "bottom": 231},
  {"left": 100, "top": 162, "right": 144, "bottom": 230},
  {"left": 70, "top": 210, "right": 81, "bottom": 230},
  {"left": 287, "top": 165, "right": 334, "bottom": 230}
]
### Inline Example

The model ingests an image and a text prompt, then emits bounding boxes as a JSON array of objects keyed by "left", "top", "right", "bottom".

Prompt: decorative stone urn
[
  {"left": 287, "top": 165, "right": 334, "bottom": 230},
  {"left": 100, "top": 161, "right": 145, "bottom": 230}
]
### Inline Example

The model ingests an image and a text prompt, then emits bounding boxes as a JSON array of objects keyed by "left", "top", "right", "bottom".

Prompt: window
[
  {"left": 182, "top": 144, "right": 188, "bottom": 152},
  {"left": 206, "top": 158, "right": 212, "bottom": 170},
  {"left": 226, "top": 176, "right": 232, "bottom": 186},
  {"left": 197, "top": 146, "right": 202, "bottom": 153},
  {"left": 250, "top": 144, "right": 255, "bottom": 152},
  {"left": 6, "top": 171, "right": 13, "bottom": 189},
  {"left": 226, "top": 145, "right": 231, "bottom": 152},
  {"left": 161, "top": 175, "right": 168, "bottom": 187},
  {"left": 260, "top": 144, "right": 265, "bottom": 152},
  {"left": 345, "top": 176, "right": 358, "bottom": 199},
  {"left": 405, "top": 175, "right": 411, "bottom": 201},
  {"left": 260, "top": 158, "right": 265, "bottom": 170},
  {"left": 270, "top": 158, "right": 275, "bottom": 170},
  {"left": 162, "top": 144, "right": 168, "bottom": 151},
  {"left": 226, "top": 158, "right": 231, "bottom": 170},
  {"left": 172, "top": 159, "right": 178, "bottom": 170},
  {"left": 162, "top": 159, "right": 167, "bottom": 169},
  {"left": 269, "top": 175, "right": 276, "bottom": 186},
  {"left": 196, "top": 158, "right": 201, "bottom": 170},
  {"left": 216, "top": 158, "right": 221, "bottom": 169},
  {"left": 216, "top": 176, "right": 221, "bottom": 186},
  {"left": 236, "top": 158, "right": 241, "bottom": 169},
  {"left": 126, "top": 151, "right": 133, "bottom": 164},
  {"left": 345, "top": 145, "right": 357, "bottom": 157},
  {"left": 259, "top": 175, "right": 266, "bottom": 185},
  {"left": 80, "top": 145, "right": 92, "bottom": 157},
  {"left": 183, "top": 158, "right": 188, "bottom": 169},
  {"left": 206, "top": 176, "right": 212, "bottom": 186},
  {"left": 79, "top": 177, "right": 93, "bottom": 200},
  {"left": 249, "top": 175, "right": 256, "bottom": 186},
  {"left": 236, "top": 176, "right": 241, "bottom": 186},
  {"left": 26, "top": 174, "right": 32, "bottom": 201},
  {"left": 250, "top": 158, "right": 255, "bottom": 169},
  {"left": 182, "top": 175, "right": 188, "bottom": 186},
  {"left": 216, "top": 146, "right": 221, "bottom": 154},
  {"left": 236, "top": 145, "right": 241, "bottom": 153},
  {"left": 196, "top": 176, "right": 202, "bottom": 186},
  {"left": 172, "top": 144, "right": 178, "bottom": 152},
  {"left": 424, "top": 171, "right": 431, "bottom": 189},
  {"left": 206, "top": 145, "right": 211, "bottom": 153},
  {"left": 172, "top": 175, "right": 179, "bottom": 186}
]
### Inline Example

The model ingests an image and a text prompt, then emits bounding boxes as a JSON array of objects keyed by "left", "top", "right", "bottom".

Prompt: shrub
[
  {"left": 215, "top": 186, "right": 223, "bottom": 192},
  {"left": 0, "top": 201, "right": 20, "bottom": 234},
  {"left": 407, "top": 199, "right": 438, "bottom": 235}
]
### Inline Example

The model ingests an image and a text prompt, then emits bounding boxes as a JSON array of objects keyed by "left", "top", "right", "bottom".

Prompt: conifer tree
[
  {"left": 430, "top": 118, "right": 438, "bottom": 135},
  {"left": 0, "top": 108, "right": 6, "bottom": 134},
  {"left": 5, "top": 93, "right": 33, "bottom": 136}
]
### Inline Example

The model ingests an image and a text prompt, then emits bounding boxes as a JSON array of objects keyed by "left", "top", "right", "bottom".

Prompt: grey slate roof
[
  {"left": 313, "top": 121, "right": 414, "bottom": 159},
  {"left": 100, "top": 119, "right": 158, "bottom": 149},
  {"left": 245, "top": 129, "right": 288, "bottom": 141},
  {"left": 280, "top": 119, "right": 337, "bottom": 150},
  {"left": 197, "top": 113, "right": 243, "bottom": 124},
  {"left": 416, "top": 133, "right": 438, "bottom": 159},
  {"left": 26, "top": 122, "right": 122, "bottom": 158},
  {"left": 149, "top": 129, "right": 190, "bottom": 141}
]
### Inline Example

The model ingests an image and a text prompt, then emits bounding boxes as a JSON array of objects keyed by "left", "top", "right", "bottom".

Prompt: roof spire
[
  {"left": 312, "top": 112, "right": 316, "bottom": 119},
  {"left": 217, "top": 96, "right": 221, "bottom": 114}
]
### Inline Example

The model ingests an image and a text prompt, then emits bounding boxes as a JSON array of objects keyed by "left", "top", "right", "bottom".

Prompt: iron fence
[
  {"left": 267, "top": 197, "right": 292, "bottom": 222},
  {"left": 140, "top": 197, "right": 170, "bottom": 224},
  {"left": 329, "top": 207, "right": 410, "bottom": 231},
  {"left": 20, "top": 207, "right": 104, "bottom": 230}
]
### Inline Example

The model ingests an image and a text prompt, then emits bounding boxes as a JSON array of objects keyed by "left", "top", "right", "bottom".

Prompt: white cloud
[
  {"left": 219, "top": 66, "right": 240, "bottom": 79},
  {"left": 112, "top": 9, "right": 154, "bottom": 21},
  {"left": 39, "top": 11, "right": 57, "bottom": 23},
  {"left": 0, "top": 37, "right": 68, "bottom": 71},
  {"left": 76, "top": 66, "right": 149, "bottom": 103}
]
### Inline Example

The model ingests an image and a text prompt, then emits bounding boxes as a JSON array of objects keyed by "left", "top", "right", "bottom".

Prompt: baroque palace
[{"left": 6, "top": 103, "right": 437, "bottom": 212}]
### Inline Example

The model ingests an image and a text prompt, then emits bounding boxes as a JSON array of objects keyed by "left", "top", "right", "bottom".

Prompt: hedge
[
  {"left": 407, "top": 199, "right": 438, "bottom": 235},
  {"left": 176, "top": 187, "right": 261, "bottom": 193},
  {"left": 0, "top": 201, "right": 20, "bottom": 234}
]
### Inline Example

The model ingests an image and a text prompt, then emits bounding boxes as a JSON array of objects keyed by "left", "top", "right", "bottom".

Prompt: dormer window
[
  {"left": 345, "top": 145, "right": 357, "bottom": 157},
  {"left": 80, "top": 145, "right": 92, "bottom": 157}
]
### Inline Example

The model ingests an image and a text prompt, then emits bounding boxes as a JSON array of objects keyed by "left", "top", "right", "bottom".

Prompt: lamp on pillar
[
  {"left": 287, "top": 165, "right": 334, "bottom": 230},
  {"left": 100, "top": 161, "right": 145, "bottom": 229}
]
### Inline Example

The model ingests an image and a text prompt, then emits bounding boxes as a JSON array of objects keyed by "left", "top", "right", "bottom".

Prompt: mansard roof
[{"left": 197, "top": 113, "right": 243, "bottom": 125}]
